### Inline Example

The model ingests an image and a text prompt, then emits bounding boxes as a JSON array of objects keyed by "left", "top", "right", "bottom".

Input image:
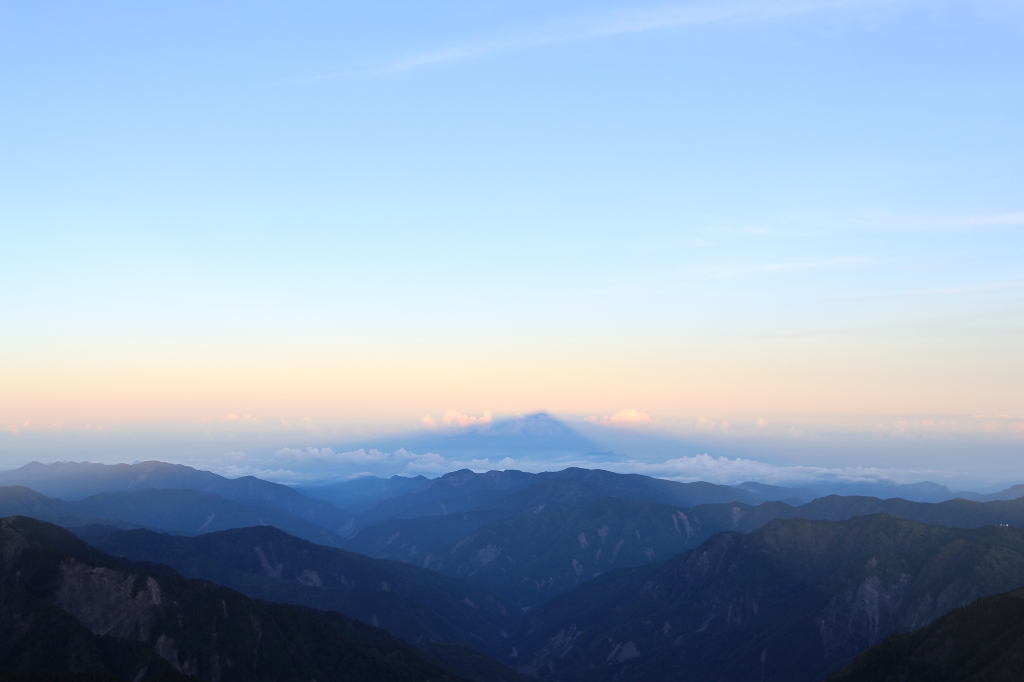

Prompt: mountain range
[
  {"left": 85, "top": 525, "right": 522, "bottom": 663},
  {"left": 0, "top": 516, "right": 466, "bottom": 682},
  {"left": 4, "top": 458, "right": 1024, "bottom": 681},
  {"left": 0, "top": 461, "right": 353, "bottom": 535},
  {"left": 829, "top": 585, "right": 1024, "bottom": 681},
  {"left": 344, "top": 491, "right": 1024, "bottom": 607},
  {"left": 513, "top": 514, "right": 1024, "bottom": 681},
  {"left": 0, "top": 486, "right": 345, "bottom": 547}
]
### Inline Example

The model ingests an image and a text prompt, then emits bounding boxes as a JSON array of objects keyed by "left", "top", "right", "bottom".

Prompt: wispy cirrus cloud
[
  {"left": 388, "top": 0, "right": 911, "bottom": 71},
  {"left": 853, "top": 211, "right": 1024, "bottom": 231},
  {"left": 679, "top": 256, "right": 866, "bottom": 278}
]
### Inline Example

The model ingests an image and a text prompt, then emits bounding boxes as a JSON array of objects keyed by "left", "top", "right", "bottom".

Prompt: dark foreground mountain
[
  {"left": 87, "top": 526, "right": 522, "bottom": 662},
  {"left": 0, "top": 461, "right": 353, "bottom": 535},
  {"left": 0, "top": 516, "right": 463, "bottom": 682},
  {"left": 513, "top": 515, "right": 1024, "bottom": 682},
  {"left": 830, "top": 587, "right": 1024, "bottom": 681},
  {"left": 0, "top": 486, "right": 344, "bottom": 547}
]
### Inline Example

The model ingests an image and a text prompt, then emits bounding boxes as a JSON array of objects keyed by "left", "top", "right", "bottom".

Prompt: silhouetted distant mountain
[
  {"left": 804, "top": 480, "right": 965, "bottom": 503},
  {"left": 828, "top": 586, "right": 1024, "bottom": 682},
  {"left": 87, "top": 526, "right": 523, "bottom": 664},
  {"left": 976, "top": 484, "right": 1024, "bottom": 502},
  {"left": 735, "top": 480, "right": 815, "bottom": 503},
  {"left": 0, "top": 461, "right": 353, "bottom": 535},
  {"left": 721, "top": 494, "right": 1024, "bottom": 533},
  {"left": 344, "top": 467, "right": 787, "bottom": 535},
  {"left": 513, "top": 515, "right": 1024, "bottom": 681},
  {"left": 0, "top": 486, "right": 143, "bottom": 531},
  {"left": 297, "top": 475, "right": 431, "bottom": 512},
  {"left": 0, "top": 516, "right": 464, "bottom": 682},
  {"left": 0, "top": 486, "right": 345, "bottom": 547}
]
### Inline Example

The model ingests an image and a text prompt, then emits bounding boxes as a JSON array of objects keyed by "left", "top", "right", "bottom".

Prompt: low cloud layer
[
  {"left": 597, "top": 453, "right": 949, "bottom": 487},
  {"left": 223, "top": 446, "right": 954, "bottom": 489},
  {"left": 266, "top": 445, "right": 516, "bottom": 478}
]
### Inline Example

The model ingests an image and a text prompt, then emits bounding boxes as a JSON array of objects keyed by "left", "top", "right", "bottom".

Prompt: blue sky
[{"left": 1, "top": 0, "right": 1022, "bottom": 486}]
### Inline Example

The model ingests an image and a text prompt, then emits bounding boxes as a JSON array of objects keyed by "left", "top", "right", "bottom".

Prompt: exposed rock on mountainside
[
  {"left": 514, "top": 515, "right": 1024, "bottom": 682},
  {"left": 411, "top": 497, "right": 717, "bottom": 608},
  {"left": 0, "top": 516, "right": 464, "bottom": 682},
  {"left": 347, "top": 493, "right": 1024, "bottom": 608},
  {"left": 88, "top": 525, "right": 522, "bottom": 661},
  {"left": 829, "top": 587, "right": 1024, "bottom": 681}
]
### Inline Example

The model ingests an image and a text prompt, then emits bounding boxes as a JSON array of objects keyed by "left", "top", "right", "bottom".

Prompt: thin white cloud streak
[
  {"left": 855, "top": 212, "right": 1024, "bottom": 231},
  {"left": 679, "top": 256, "right": 865, "bottom": 278},
  {"left": 389, "top": 0, "right": 909, "bottom": 71}
]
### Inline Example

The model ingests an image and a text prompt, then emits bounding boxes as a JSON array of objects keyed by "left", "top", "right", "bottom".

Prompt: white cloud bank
[
  {"left": 597, "top": 453, "right": 949, "bottom": 486},
  {"left": 272, "top": 445, "right": 516, "bottom": 476},
  {"left": 234, "top": 449, "right": 949, "bottom": 487}
]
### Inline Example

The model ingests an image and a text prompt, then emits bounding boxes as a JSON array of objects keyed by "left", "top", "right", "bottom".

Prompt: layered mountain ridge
[{"left": 0, "top": 516, "right": 466, "bottom": 682}]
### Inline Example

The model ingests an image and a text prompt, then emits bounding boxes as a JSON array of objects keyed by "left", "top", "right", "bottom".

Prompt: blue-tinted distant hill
[
  {"left": 339, "top": 467, "right": 803, "bottom": 535},
  {"left": 0, "top": 485, "right": 345, "bottom": 546},
  {"left": 0, "top": 460, "right": 354, "bottom": 535}
]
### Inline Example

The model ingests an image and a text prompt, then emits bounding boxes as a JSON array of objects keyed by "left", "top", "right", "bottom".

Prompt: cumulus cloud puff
[
  {"left": 586, "top": 409, "right": 651, "bottom": 427},
  {"left": 419, "top": 410, "right": 493, "bottom": 430},
  {"left": 276, "top": 447, "right": 394, "bottom": 464},
  {"left": 443, "top": 410, "right": 492, "bottom": 427}
]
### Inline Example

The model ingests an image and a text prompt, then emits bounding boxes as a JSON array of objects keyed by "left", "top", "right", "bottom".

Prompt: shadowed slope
[
  {"left": 88, "top": 525, "right": 521, "bottom": 661},
  {"left": 515, "top": 515, "right": 1024, "bottom": 682},
  {"left": 0, "top": 516, "right": 464, "bottom": 682},
  {"left": 829, "top": 587, "right": 1024, "bottom": 681}
]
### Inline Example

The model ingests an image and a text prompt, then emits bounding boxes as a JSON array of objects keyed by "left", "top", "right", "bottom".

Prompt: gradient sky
[{"left": 1, "top": 0, "right": 1022, "bottom": 485}]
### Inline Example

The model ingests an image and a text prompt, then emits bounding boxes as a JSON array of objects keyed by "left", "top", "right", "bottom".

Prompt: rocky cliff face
[
  {"left": 828, "top": 586, "right": 1024, "bottom": 682},
  {"left": 0, "top": 516, "right": 463, "bottom": 682},
  {"left": 514, "top": 515, "right": 1024, "bottom": 682}
]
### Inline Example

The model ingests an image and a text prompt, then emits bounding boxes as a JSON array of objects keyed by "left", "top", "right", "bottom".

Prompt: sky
[{"left": 1, "top": 0, "right": 1022, "bottom": 488}]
